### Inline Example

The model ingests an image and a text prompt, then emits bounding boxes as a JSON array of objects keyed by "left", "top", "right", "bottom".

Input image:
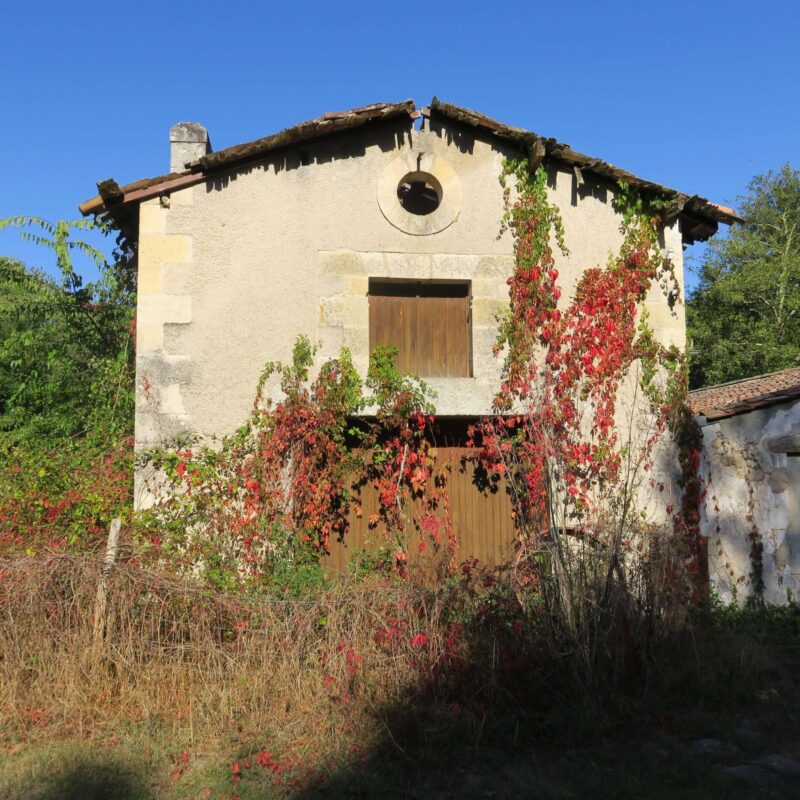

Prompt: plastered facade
[
  {"left": 133, "top": 119, "right": 686, "bottom": 506},
  {"left": 700, "top": 400, "right": 800, "bottom": 605}
]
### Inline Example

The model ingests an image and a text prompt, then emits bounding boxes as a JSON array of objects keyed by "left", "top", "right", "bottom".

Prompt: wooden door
[{"left": 321, "top": 446, "right": 516, "bottom": 572}]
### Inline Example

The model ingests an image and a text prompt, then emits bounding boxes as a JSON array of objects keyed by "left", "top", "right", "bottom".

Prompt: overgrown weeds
[{"left": 2, "top": 549, "right": 794, "bottom": 797}]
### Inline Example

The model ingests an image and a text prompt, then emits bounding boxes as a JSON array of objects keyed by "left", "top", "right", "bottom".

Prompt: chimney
[{"left": 169, "top": 122, "right": 211, "bottom": 173}]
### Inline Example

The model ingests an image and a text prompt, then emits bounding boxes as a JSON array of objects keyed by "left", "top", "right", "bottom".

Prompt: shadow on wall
[
  {"left": 205, "top": 123, "right": 413, "bottom": 194},
  {"left": 705, "top": 509, "right": 800, "bottom": 605},
  {"left": 571, "top": 173, "right": 608, "bottom": 207},
  {"left": 429, "top": 116, "right": 508, "bottom": 158},
  {"left": 707, "top": 510, "right": 758, "bottom": 603},
  {"left": 430, "top": 117, "right": 610, "bottom": 211}
]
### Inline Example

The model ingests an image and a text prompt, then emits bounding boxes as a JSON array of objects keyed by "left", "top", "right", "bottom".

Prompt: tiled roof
[
  {"left": 79, "top": 101, "right": 416, "bottom": 216},
  {"left": 688, "top": 367, "right": 800, "bottom": 420},
  {"left": 428, "top": 99, "right": 740, "bottom": 234},
  {"left": 79, "top": 98, "right": 741, "bottom": 239}
]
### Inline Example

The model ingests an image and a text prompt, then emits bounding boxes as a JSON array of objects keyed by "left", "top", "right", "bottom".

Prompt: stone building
[
  {"left": 690, "top": 368, "right": 800, "bottom": 604},
  {"left": 80, "top": 98, "right": 738, "bottom": 564}
]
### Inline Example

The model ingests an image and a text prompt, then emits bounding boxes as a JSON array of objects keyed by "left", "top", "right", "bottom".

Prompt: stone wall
[
  {"left": 700, "top": 399, "right": 800, "bottom": 604},
  {"left": 133, "top": 191, "right": 196, "bottom": 507},
  {"left": 133, "top": 117, "right": 687, "bottom": 507}
]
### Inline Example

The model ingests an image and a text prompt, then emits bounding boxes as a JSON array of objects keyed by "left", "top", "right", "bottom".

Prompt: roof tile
[{"left": 688, "top": 367, "right": 800, "bottom": 420}]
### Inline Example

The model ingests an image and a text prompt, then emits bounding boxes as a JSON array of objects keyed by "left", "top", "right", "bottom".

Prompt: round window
[
  {"left": 396, "top": 171, "right": 442, "bottom": 216},
  {"left": 378, "top": 153, "right": 461, "bottom": 235}
]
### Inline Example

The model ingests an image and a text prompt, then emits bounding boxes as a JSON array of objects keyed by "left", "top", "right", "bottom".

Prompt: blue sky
[{"left": 1, "top": 0, "right": 798, "bottom": 290}]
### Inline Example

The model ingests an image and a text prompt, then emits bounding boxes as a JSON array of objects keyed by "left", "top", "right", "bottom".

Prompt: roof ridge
[{"left": 79, "top": 97, "right": 742, "bottom": 236}]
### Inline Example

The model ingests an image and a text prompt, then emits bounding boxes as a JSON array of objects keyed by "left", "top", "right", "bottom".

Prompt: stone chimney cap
[
  {"left": 170, "top": 122, "right": 210, "bottom": 143},
  {"left": 169, "top": 122, "right": 211, "bottom": 172}
]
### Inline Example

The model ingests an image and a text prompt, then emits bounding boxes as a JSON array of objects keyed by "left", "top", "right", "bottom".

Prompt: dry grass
[
  {"left": 1, "top": 556, "right": 428, "bottom": 756},
  {"left": 1, "top": 549, "right": 796, "bottom": 798},
  {"left": 2, "top": 553, "right": 543, "bottom": 793}
]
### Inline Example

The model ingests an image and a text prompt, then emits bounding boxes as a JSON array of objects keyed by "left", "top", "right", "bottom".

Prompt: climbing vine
[
  {"left": 356, "top": 346, "right": 453, "bottom": 572},
  {"left": 142, "top": 339, "right": 451, "bottom": 588},
  {"left": 470, "top": 159, "right": 704, "bottom": 599}
]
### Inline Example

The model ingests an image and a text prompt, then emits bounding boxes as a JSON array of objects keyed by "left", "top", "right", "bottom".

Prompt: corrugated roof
[
  {"left": 689, "top": 367, "right": 800, "bottom": 420},
  {"left": 79, "top": 97, "right": 742, "bottom": 238}
]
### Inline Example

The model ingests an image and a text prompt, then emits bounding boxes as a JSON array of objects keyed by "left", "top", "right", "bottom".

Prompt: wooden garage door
[{"left": 322, "top": 446, "right": 516, "bottom": 572}]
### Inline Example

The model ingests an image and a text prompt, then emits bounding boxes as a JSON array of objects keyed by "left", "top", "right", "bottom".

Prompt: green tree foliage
[
  {"left": 0, "top": 218, "right": 135, "bottom": 445},
  {"left": 0, "top": 218, "right": 136, "bottom": 553},
  {"left": 687, "top": 165, "right": 800, "bottom": 388}
]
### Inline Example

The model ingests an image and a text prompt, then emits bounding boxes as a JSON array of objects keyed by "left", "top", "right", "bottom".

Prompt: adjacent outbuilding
[{"left": 690, "top": 368, "right": 800, "bottom": 604}]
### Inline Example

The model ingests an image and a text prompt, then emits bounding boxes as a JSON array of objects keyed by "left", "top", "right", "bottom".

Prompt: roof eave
[
  {"left": 79, "top": 100, "right": 417, "bottom": 217},
  {"left": 428, "top": 97, "right": 743, "bottom": 233},
  {"left": 188, "top": 100, "right": 415, "bottom": 174},
  {"left": 80, "top": 97, "right": 742, "bottom": 234}
]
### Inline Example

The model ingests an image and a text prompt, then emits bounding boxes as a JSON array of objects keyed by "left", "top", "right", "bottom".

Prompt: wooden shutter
[{"left": 368, "top": 281, "right": 471, "bottom": 378}]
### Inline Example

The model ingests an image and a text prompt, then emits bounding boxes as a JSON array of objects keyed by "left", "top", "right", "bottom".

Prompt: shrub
[{"left": 0, "top": 438, "right": 132, "bottom": 554}]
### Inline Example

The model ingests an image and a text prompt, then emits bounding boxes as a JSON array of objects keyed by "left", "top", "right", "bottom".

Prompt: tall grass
[{"left": 0, "top": 542, "right": 788, "bottom": 794}]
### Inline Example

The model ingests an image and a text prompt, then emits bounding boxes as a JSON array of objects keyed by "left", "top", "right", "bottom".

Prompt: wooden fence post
[{"left": 92, "top": 518, "right": 122, "bottom": 658}]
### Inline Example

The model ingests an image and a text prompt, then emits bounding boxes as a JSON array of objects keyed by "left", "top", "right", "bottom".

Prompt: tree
[
  {"left": 0, "top": 218, "right": 135, "bottom": 446},
  {"left": 0, "top": 219, "right": 136, "bottom": 553},
  {"left": 687, "top": 164, "right": 800, "bottom": 388}
]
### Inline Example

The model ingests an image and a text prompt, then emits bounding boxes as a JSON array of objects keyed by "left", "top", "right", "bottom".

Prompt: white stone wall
[
  {"left": 133, "top": 118, "right": 688, "bottom": 507},
  {"left": 700, "top": 399, "right": 800, "bottom": 605}
]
